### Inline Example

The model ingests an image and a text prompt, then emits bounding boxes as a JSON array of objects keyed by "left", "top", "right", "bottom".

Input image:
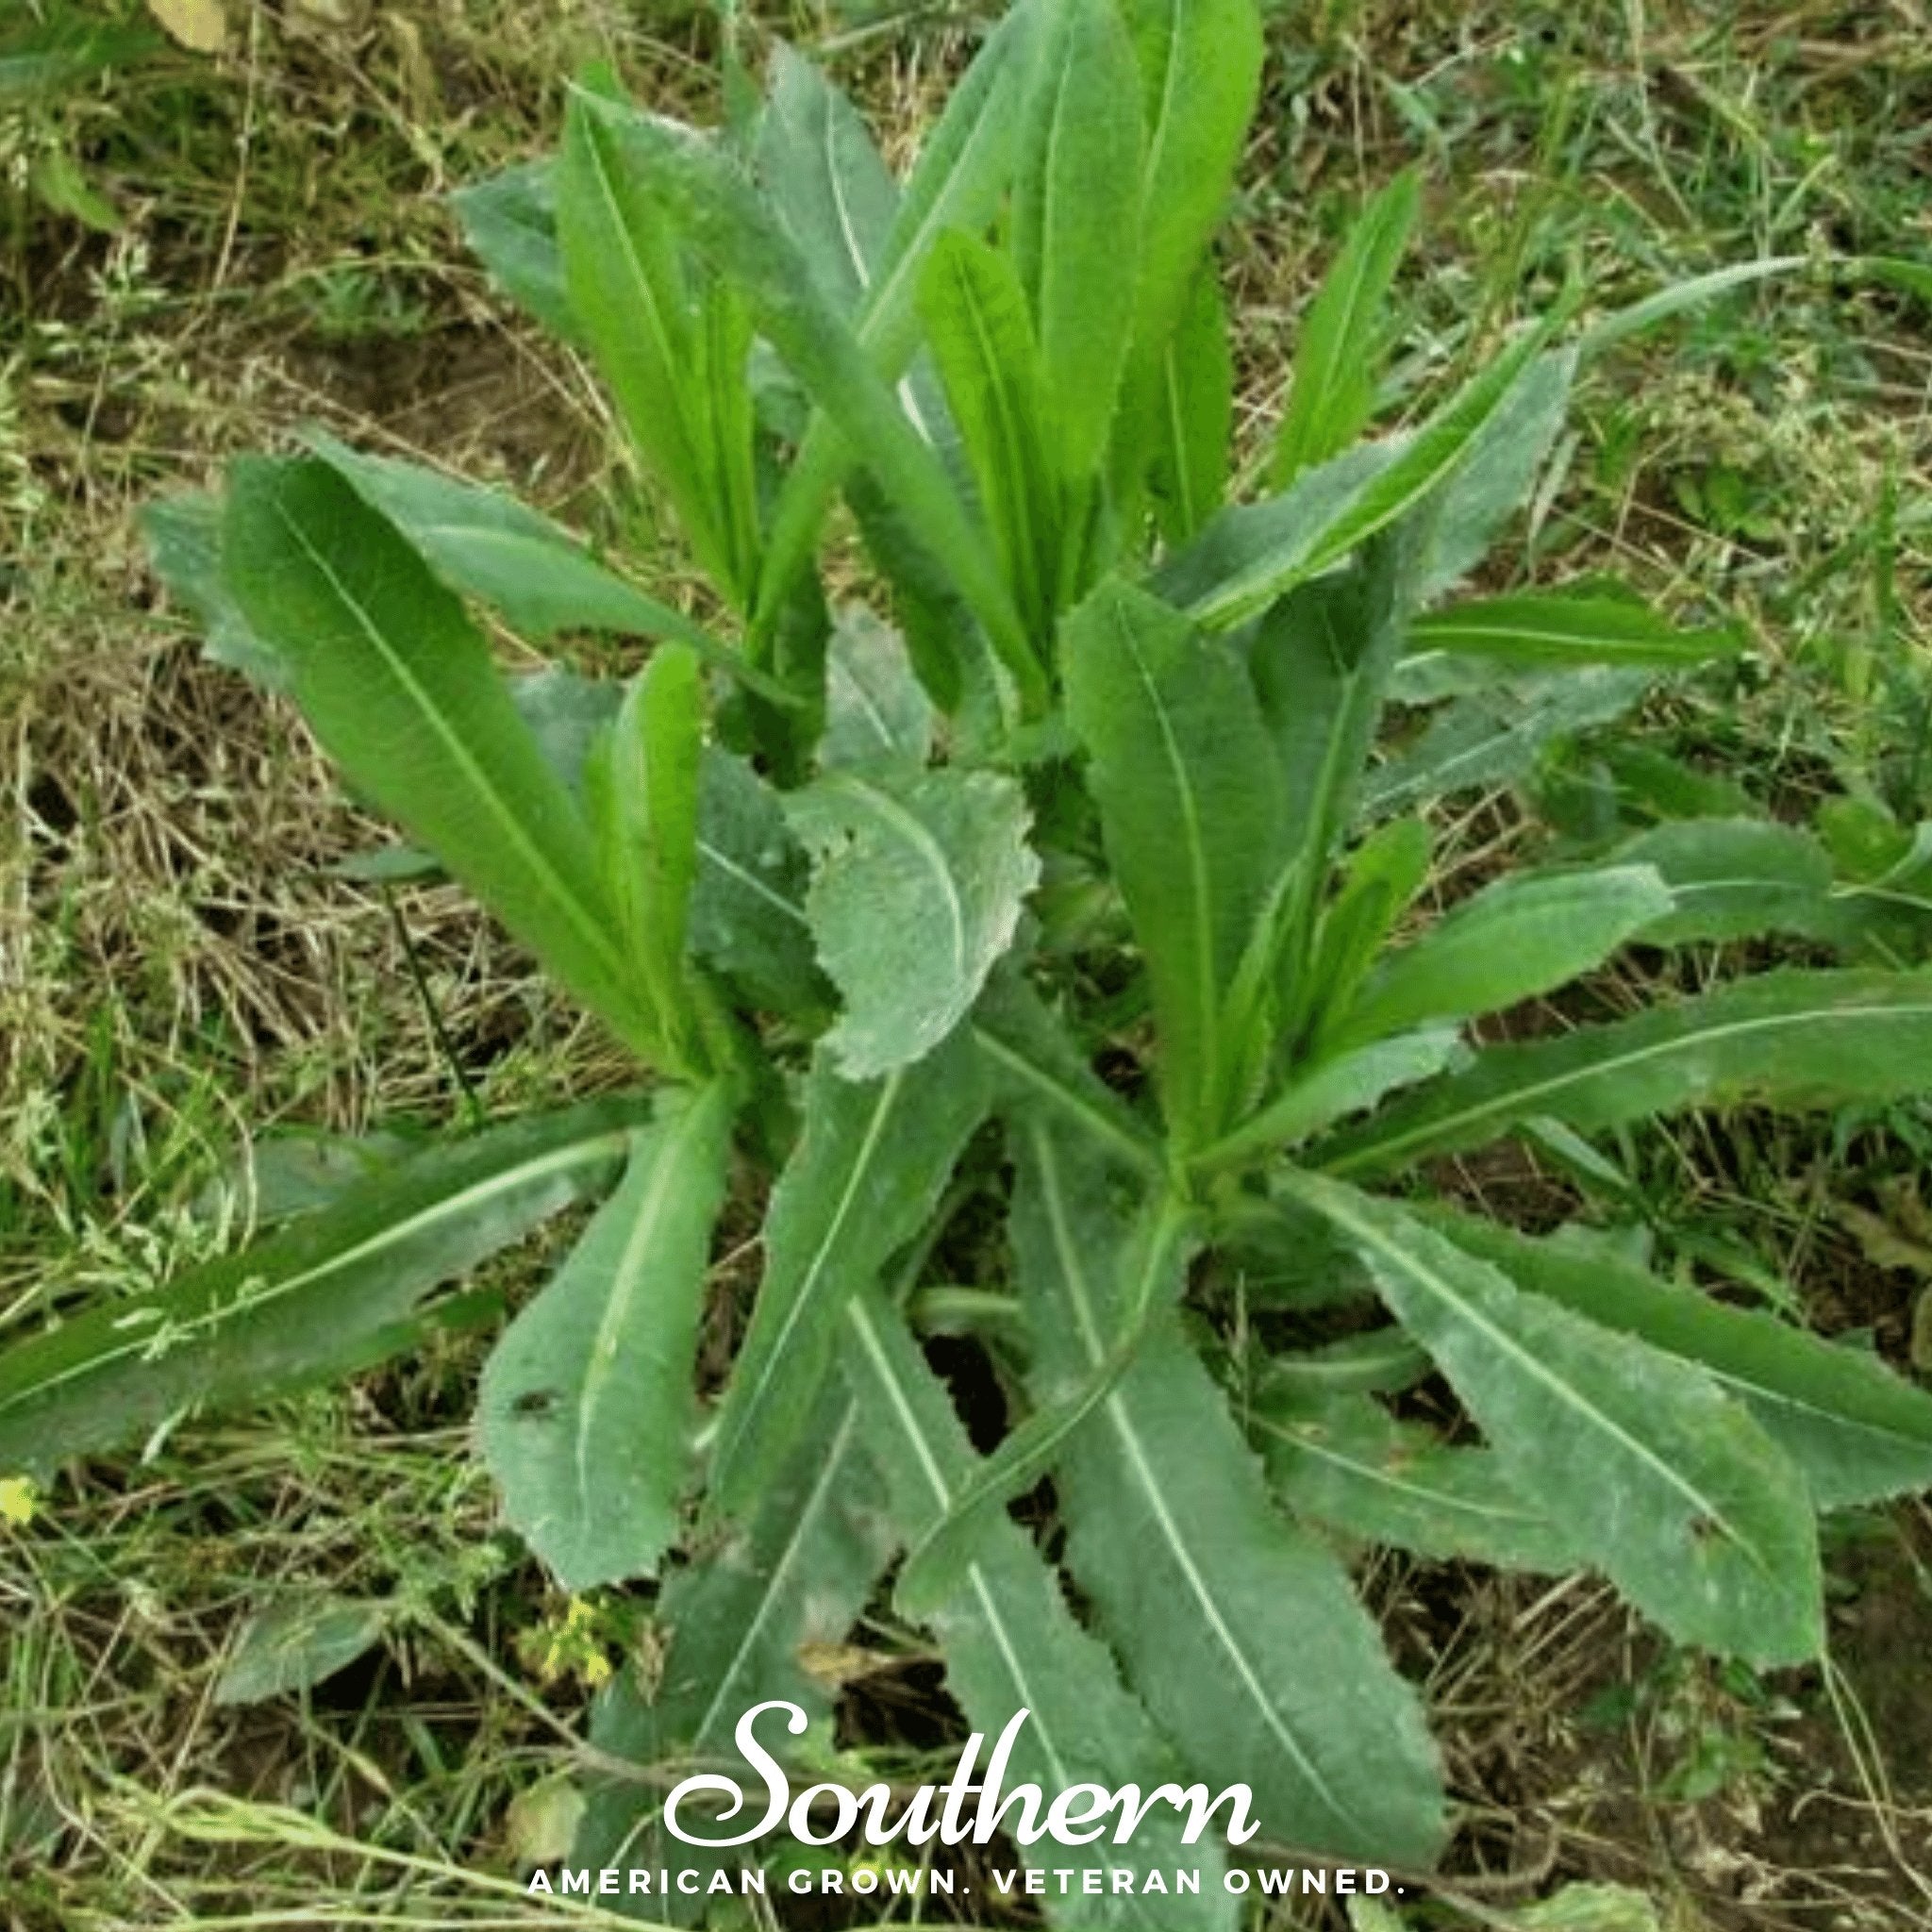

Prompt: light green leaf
[
  {"left": 1425, "top": 1212, "right": 1932, "bottom": 1510},
  {"left": 1011, "top": 0, "right": 1145, "bottom": 480},
  {"left": 1579, "top": 257, "right": 1809, "bottom": 357},
  {"left": 753, "top": 0, "right": 1039, "bottom": 638},
  {"left": 574, "top": 91, "right": 1041, "bottom": 713},
  {"left": 1318, "top": 968, "right": 1932, "bottom": 1179},
  {"left": 1013, "top": 1122, "right": 1446, "bottom": 1864},
  {"left": 1115, "top": 0, "right": 1261, "bottom": 491},
  {"left": 557, "top": 91, "right": 740, "bottom": 601},
  {"left": 142, "top": 491, "right": 287, "bottom": 691},
  {"left": 1201, "top": 1027, "right": 1463, "bottom": 1174},
  {"left": 1149, "top": 267, "right": 1233, "bottom": 545},
  {"left": 1248, "top": 541, "right": 1407, "bottom": 1046},
  {"left": 918, "top": 229, "right": 1060, "bottom": 638},
  {"left": 451, "top": 158, "right": 578, "bottom": 343},
  {"left": 1256, "top": 1328, "right": 1428, "bottom": 1401},
  {"left": 1063, "top": 577, "right": 1286, "bottom": 1145},
  {"left": 298, "top": 432, "right": 771, "bottom": 694},
  {"left": 788, "top": 765, "right": 1038, "bottom": 1080},
  {"left": 1337, "top": 864, "right": 1674, "bottom": 1046},
  {"left": 1408, "top": 591, "right": 1742, "bottom": 673},
  {"left": 0, "top": 1099, "right": 641, "bottom": 1474},
  {"left": 1284, "top": 1174, "right": 1824, "bottom": 1664},
  {"left": 708, "top": 1032, "right": 988, "bottom": 1517},
  {"left": 574, "top": 1394, "right": 893, "bottom": 1888},
  {"left": 477, "top": 1085, "right": 733, "bottom": 1591},
  {"left": 221, "top": 458, "right": 657, "bottom": 1058},
  {"left": 756, "top": 43, "right": 898, "bottom": 316},
  {"left": 1305, "top": 817, "right": 1434, "bottom": 1039},
  {"left": 1170, "top": 317, "right": 1557, "bottom": 631},
  {"left": 1254, "top": 1391, "right": 1581, "bottom": 1574},
  {"left": 589, "top": 646, "right": 707, "bottom": 1066},
  {"left": 842, "top": 1288, "right": 1232, "bottom": 1931},
  {"left": 214, "top": 1593, "right": 392, "bottom": 1707},
  {"left": 820, "top": 605, "right": 934, "bottom": 769},
  {"left": 1272, "top": 170, "right": 1419, "bottom": 487}
]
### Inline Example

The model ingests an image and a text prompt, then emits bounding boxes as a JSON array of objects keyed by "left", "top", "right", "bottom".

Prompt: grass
[{"left": 3, "top": 1, "right": 1931, "bottom": 1927}]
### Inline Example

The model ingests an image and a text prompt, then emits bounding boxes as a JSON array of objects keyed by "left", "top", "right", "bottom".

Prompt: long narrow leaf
[
  {"left": 708, "top": 1032, "right": 988, "bottom": 1516},
  {"left": 1285, "top": 1173, "right": 1824, "bottom": 1663},
  {"left": 0, "top": 1099, "right": 643, "bottom": 1474},
  {"left": 1424, "top": 1212, "right": 1932, "bottom": 1511},
  {"left": 1013, "top": 1122, "right": 1446, "bottom": 1864},
  {"left": 841, "top": 1288, "right": 1233, "bottom": 1930},
  {"left": 477, "top": 1084, "right": 734, "bottom": 1591},
  {"left": 1272, "top": 170, "right": 1419, "bottom": 487},
  {"left": 1317, "top": 968, "right": 1932, "bottom": 1178},
  {"left": 222, "top": 458, "right": 657, "bottom": 1058}
]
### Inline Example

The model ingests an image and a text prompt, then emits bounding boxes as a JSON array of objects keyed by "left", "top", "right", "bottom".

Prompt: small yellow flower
[{"left": 0, "top": 1476, "right": 38, "bottom": 1527}]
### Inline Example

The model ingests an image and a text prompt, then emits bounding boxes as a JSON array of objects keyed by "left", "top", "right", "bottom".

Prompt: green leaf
[
  {"left": 1412, "top": 345, "right": 1575, "bottom": 599},
  {"left": 894, "top": 1203, "right": 1187, "bottom": 1618},
  {"left": 788, "top": 765, "right": 1039, "bottom": 1080},
  {"left": 1579, "top": 257, "right": 1810, "bottom": 357},
  {"left": 1305, "top": 817, "right": 1433, "bottom": 1036},
  {"left": 1272, "top": 170, "right": 1419, "bottom": 487},
  {"left": 589, "top": 646, "right": 708, "bottom": 1066},
  {"left": 1364, "top": 667, "right": 1652, "bottom": 818},
  {"left": 841, "top": 1288, "right": 1233, "bottom": 1931},
  {"left": 1256, "top": 1328, "right": 1428, "bottom": 1401},
  {"left": 756, "top": 44, "right": 898, "bottom": 316},
  {"left": 477, "top": 1085, "right": 733, "bottom": 1591},
  {"left": 302, "top": 431, "right": 768, "bottom": 690},
  {"left": 708, "top": 1032, "right": 988, "bottom": 1517},
  {"left": 574, "top": 1394, "right": 893, "bottom": 1890},
  {"left": 0, "top": 1099, "right": 641, "bottom": 1474},
  {"left": 689, "top": 748, "right": 826, "bottom": 1018},
  {"left": 0, "top": 7, "right": 158, "bottom": 97},
  {"left": 1408, "top": 591, "right": 1742, "bottom": 672},
  {"left": 1201, "top": 1028, "right": 1463, "bottom": 1174},
  {"left": 1167, "top": 316, "right": 1558, "bottom": 630},
  {"left": 1148, "top": 268, "right": 1234, "bottom": 546},
  {"left": 1248, "top": 541, "right": 1407, "bottom": 1045},
  {"left": 1284, "top": 1174, "right": 1824, "bottom": 1664},
  {"left": 1610, "top": 819, "right": 1844, "bottom": 946},
  {"left": 557, "top": 92, "right": 741, "bottom": 601},
  {"left": 918, "top": 230, "right": 1060, "bottom": 638},
  {"left": 970, "top": 970, "right": 1165, "bottom": 1180},
  {"left": 1062, "top": 578, "right": 1286, "bottom": 1145},
  {"left": 753, "top": 0, "right": 1039, "bottom": 639},
  {"left": 142, "top": 492, "right": 287, "bottom": 691},
  {"left": 575, "top": 92, "right": 1041, "bottom": 716},
  {"left": 1013, "top": 1122, "right": 1446, "bottom": 1864},
  {"left": 1011, "top": 0, "right": 1145, "bottom": 480},
  {"left": 1337, "top": 864, "right": 1674, "bottom": 1046},
  {"left": 1254, "top": 1391, "right": 1581, "bottom": 1574},
  {"left": 213, "top": 1593, "right": 392, "bottom": 1707},
  {"left": 451, "top": 159, "right": 579, "bottom": 343},
  {"left": 221, "top": 458, "right": 658, "bottom": 1058},
  {"left": 819, "top": 605, "right": 934, "bottom": 770},
  {"left": 1317, "top": 968, "right": 1932, "bottom": 1179},
  {"left": 1114, "top": 0, "right": 1261, "bottom": 489},
  {"left": 1424, "top": 1213, "right": 1932, "bottom": 1511}
]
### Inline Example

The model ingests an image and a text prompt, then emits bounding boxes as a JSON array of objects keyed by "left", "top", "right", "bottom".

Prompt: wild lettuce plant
[{"left": 9, "top": 0, "right": 1932, "bottom": 1917}]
